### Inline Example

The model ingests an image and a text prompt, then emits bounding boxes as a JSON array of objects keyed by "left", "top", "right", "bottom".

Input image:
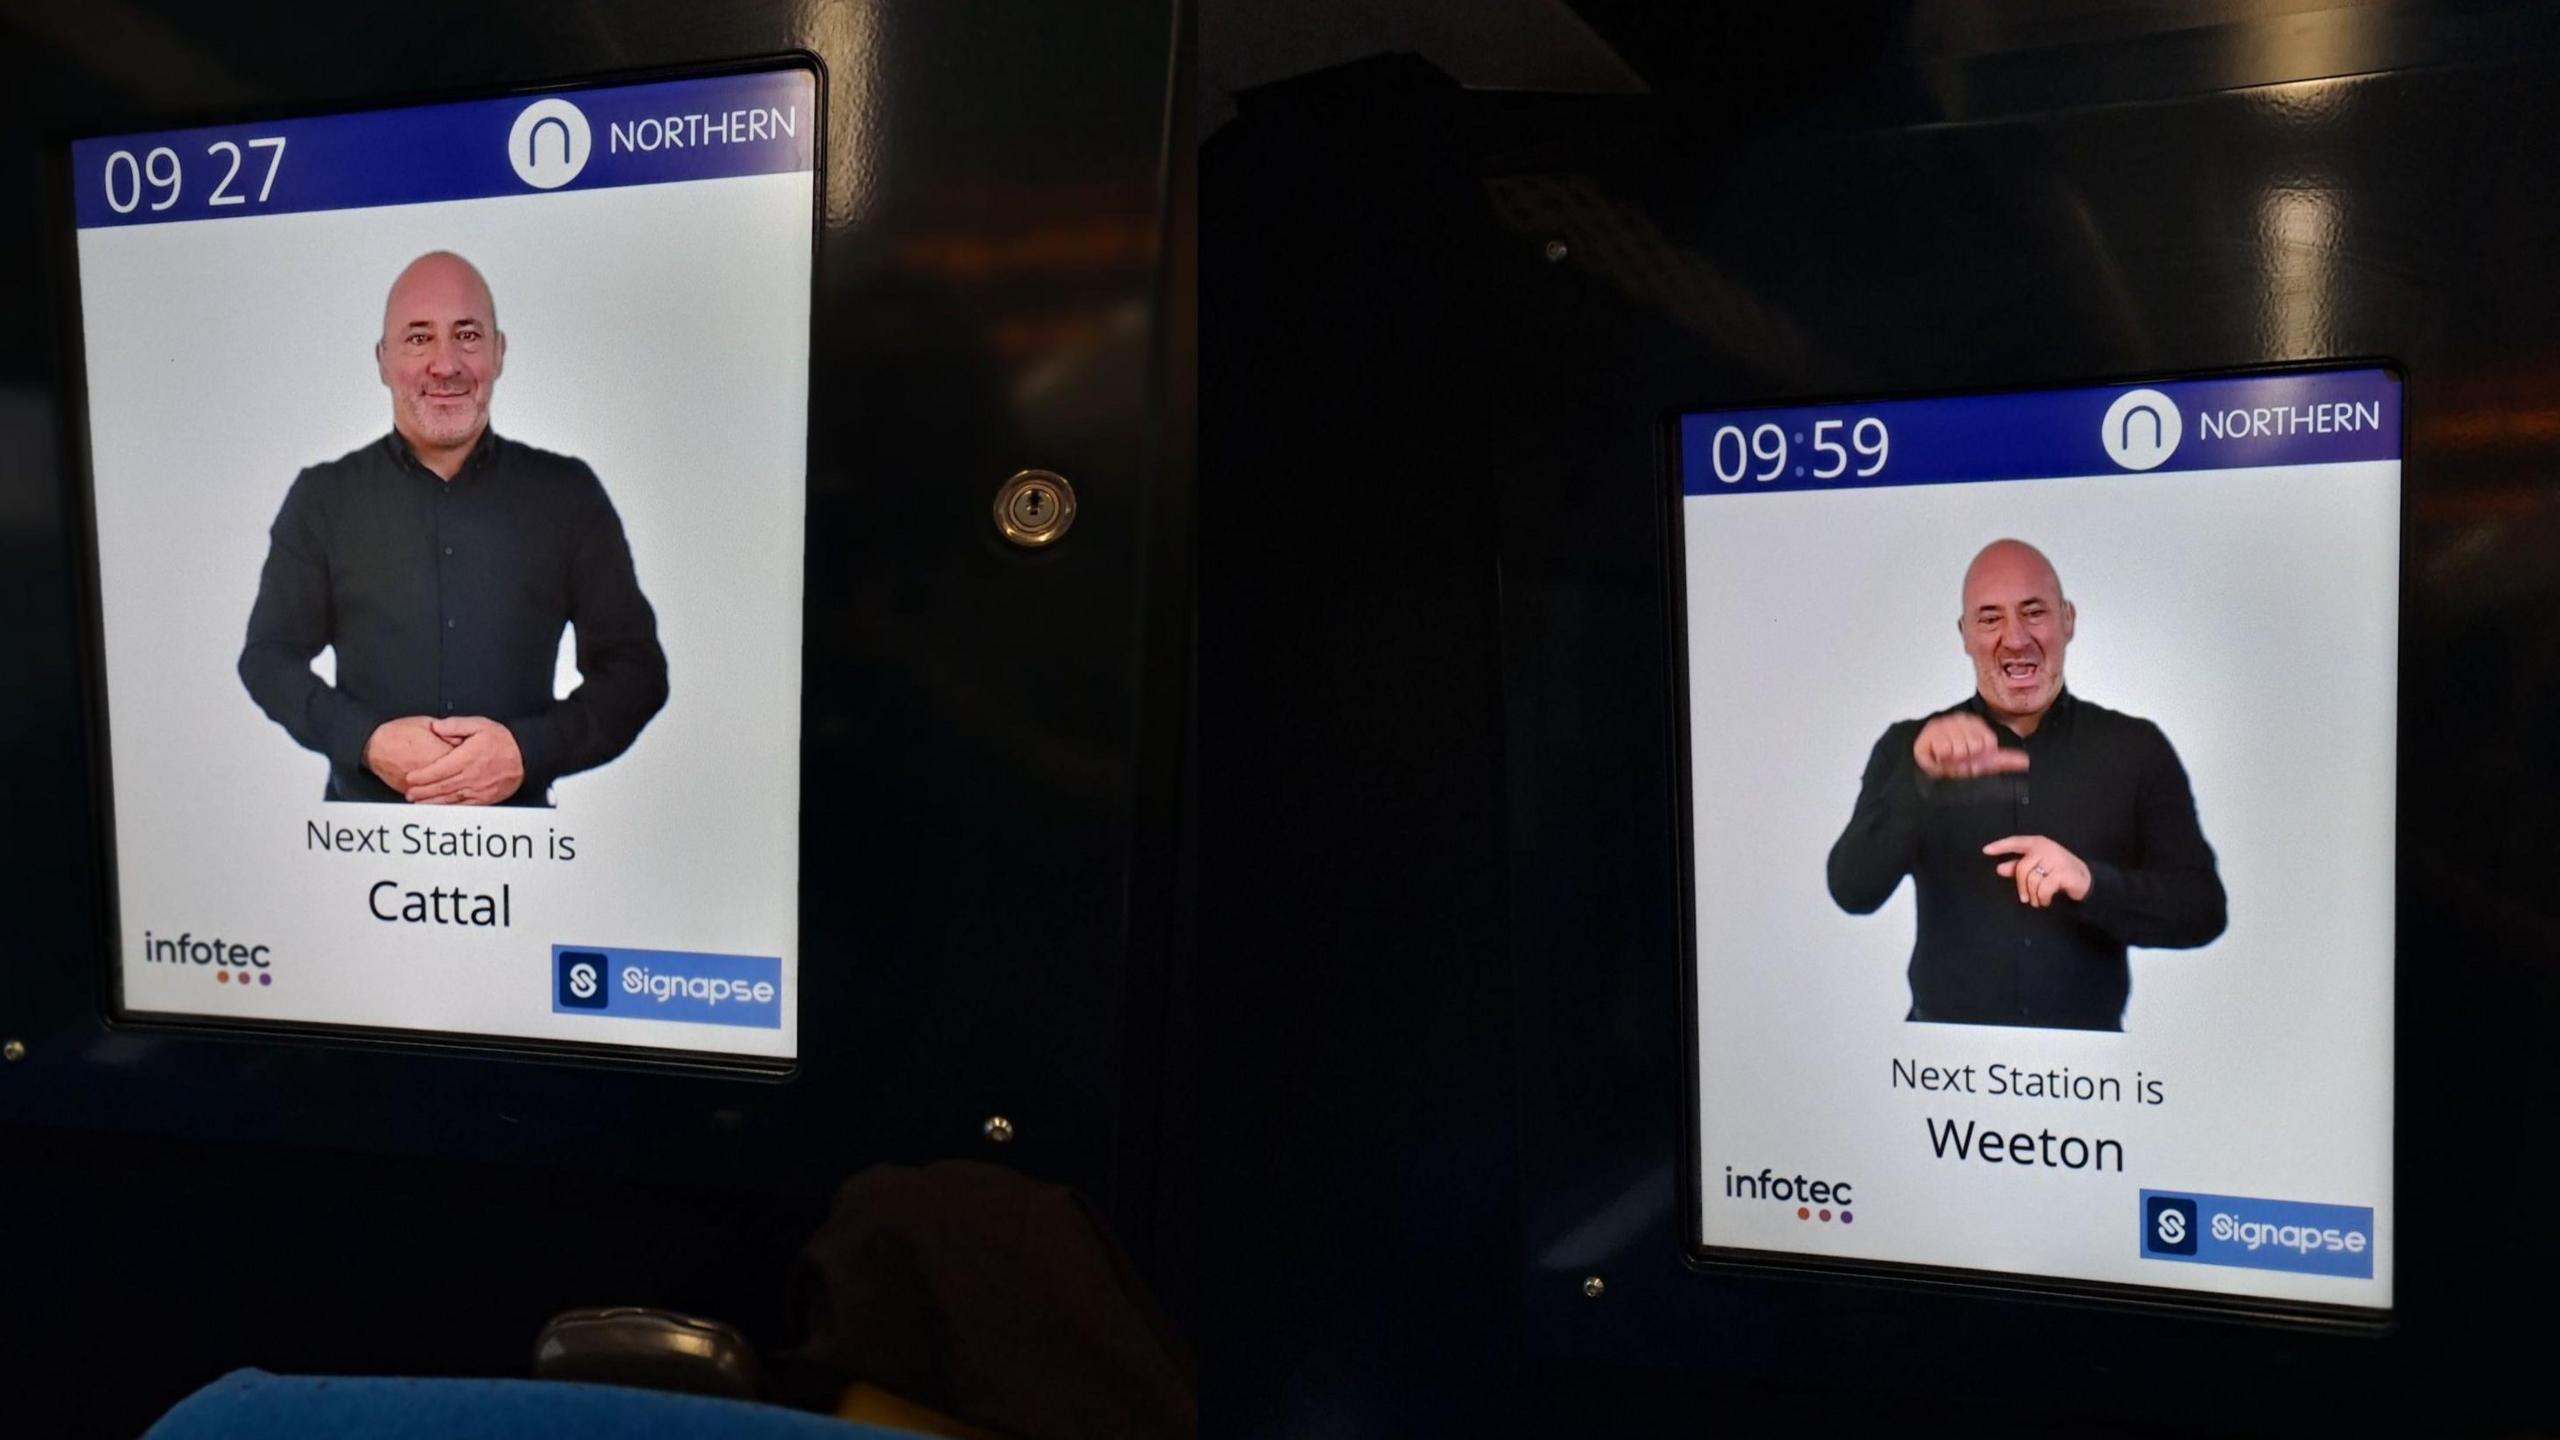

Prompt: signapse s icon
[
  {"left": 2145, "top": 1194, "right": 2200, "bottom": 1256},
  {"left": 557, "top": 950, "right": 609, "bottom": 1009},
  {"left": 2101, "top": 388, "right": 2183, "bottom": 471},
  {"left": 507, "top": 98, "right": 593, "bottom": 190}
]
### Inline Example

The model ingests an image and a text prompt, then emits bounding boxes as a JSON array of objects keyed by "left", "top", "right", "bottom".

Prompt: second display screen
[{"left": 1678, "top": 367, "right": 2398, "bottom": 1313}]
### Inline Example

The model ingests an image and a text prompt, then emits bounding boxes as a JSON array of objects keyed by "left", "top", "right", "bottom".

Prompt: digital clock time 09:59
[{"left": 1702, "top": 416, "right": 1889, "bottom": 484}]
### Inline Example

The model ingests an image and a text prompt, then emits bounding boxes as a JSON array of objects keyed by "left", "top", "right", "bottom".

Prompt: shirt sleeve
[
  {"left": 504, "top": 464, "right": 669, "bottom": 783},
  {"left": 2070, "top": 723, "right": 2228, "bottom": 948},
  {"left": 238, "top": 468, "right": 386, "bottom": 773},
  {"left": 1827, "top": 724, "right": 1926, "bottom": 914}
]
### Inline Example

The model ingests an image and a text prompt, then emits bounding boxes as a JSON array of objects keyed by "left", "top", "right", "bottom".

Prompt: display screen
[
  {"left": 72, "top": 65, "right": 815, "bottom": 1061},
  {"left": 1676, "top": 367, "right": 2397, "bottom": 1311}
]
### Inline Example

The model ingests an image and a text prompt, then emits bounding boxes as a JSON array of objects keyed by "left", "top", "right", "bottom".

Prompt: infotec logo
[
  {"left": 2101, "top": 388, "right": 2182, "bottom": 471},
  {"left": 549, "top": 944, "right": 782, "bottom": 1029},
  {"left": 2139, "top": 1189, "right": 2375, "bottom": 1279},
  {"left": 141, "top": 929, "right": 276, "bottom": 987},
  {"left": 508, "top": 98, "right": 593, "bottom": 190},
  {"left": 1723, "top": 1166, "right": 1856, "bottom": 1225},
  {"left": 556, "top": 950, "right": 608, "bottom": 1009}
]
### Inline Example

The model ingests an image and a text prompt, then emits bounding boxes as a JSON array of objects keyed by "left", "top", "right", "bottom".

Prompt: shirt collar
[
  {"left": 384, "top": 425, "right": 501, "bottom": 480},
  {"left": 1962, "top": 685, "right": 2076, "bottom": 741}
]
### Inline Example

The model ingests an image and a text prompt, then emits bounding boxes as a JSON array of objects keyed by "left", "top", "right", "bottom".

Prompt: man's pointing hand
[
  {"left": 1913, "top": 712, "right": 2030, "bottom": 780},
  {"left": 404, "top": 716, "right": 525, "bottom": 806}
]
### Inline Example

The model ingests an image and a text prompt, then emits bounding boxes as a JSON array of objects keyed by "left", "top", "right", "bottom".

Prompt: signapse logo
[
  {"left": 2146, "top": 1194, "right": 2199, "bottom": 1255},
  {"left": 556, "top": 950, "right": 609, "bottom": 1010},
  {"left": 548, "top": 944, "right": 782, "bottom": 1029},
  {"left": 2139, "top": 1189, "right": 2374, "bottom": 1279}
]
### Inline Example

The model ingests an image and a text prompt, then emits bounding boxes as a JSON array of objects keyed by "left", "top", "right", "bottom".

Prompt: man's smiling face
[
  {"left": 1961, "top": 539, "right": 2074, "bottom": 729},
  {"left": 376, "top": 252, "right": 504, "bottom": 455}
]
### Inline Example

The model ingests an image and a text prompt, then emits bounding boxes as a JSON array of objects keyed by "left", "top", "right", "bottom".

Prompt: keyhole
[{"left": 996, "top": 471, "right": 1075, "bottom": 547}]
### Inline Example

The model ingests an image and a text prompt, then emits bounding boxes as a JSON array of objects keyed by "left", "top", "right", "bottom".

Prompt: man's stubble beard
[{"left": 407, "top": 395, "right": 486, "bottom": 449}]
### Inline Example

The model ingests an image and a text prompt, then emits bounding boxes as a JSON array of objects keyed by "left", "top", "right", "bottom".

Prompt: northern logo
[
  {"left": 2101, "top": 387, "right": 2182, "bottom": 471},
  {"left": 508, "top": 98, "right": 593, "bottom": 190}
]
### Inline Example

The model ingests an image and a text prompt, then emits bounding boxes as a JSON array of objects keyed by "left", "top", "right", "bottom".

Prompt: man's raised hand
[
  {"left": 403, "top": 715, "right": 525, "bottom": 806},
  {"left": 1912, "top": 711, "right": 2030, "bottom": 780},
  {"left": 365, "top": 715, "right": 458, "bottom": 791},
  {"left": 1983, "top": 835, "right": 2091, "bottom": 907}
]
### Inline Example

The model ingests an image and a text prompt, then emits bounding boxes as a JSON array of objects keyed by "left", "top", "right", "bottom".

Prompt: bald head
[
  {"left": 381, "top": 251, "right": 497, "bottom": 338},
  {"left": 376, "top": 251, "right": 505, "bottom": 476},
  {"left": 1961, "top": 539, "right": 2064, "bottom": 614},
  {"left": 1959, "top": 538, "right": 2075, "bottom": 731}
]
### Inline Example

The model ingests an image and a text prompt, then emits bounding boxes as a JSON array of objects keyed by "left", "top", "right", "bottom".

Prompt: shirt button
[
  {"left": 443, "top": 546, "right": 454, "bottom": 556},
  {"left": 446, "top": 618, "right": 457, "bottom": 629}
]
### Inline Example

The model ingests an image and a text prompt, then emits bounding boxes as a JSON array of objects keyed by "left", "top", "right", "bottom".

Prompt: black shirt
[
  {"left": 1825, "top": 690, "right": 2226, "bottom": 1030},
  {"left": 239, "top": 429, "right": 668, "bottom": 805}
]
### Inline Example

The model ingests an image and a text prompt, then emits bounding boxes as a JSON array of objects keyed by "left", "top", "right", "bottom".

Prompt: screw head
[
  {"left": 2, "top": 1039, "right": 23, "bottom": 1063},
  {"left": 1542, "top": 239, "right": 1569, "bottom": 263},
  {"left": 1581, "top": 1275, "right": 1605, "bottom": 1299},
  {"left": 983, "top": 1115, "right": 1015, "bottom": 1143}
]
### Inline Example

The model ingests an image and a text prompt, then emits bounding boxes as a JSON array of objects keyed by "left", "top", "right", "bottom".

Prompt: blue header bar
[
  {"left": 73, "top": 67, "right": 815, "bottom": 230},
  {"left": 1679, "top": 368, "right": 2399, "bottom": 497}
]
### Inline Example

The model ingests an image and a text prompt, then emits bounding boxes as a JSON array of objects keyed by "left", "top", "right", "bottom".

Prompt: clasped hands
[
  {"left": 1912, "top": 711, "right": 2091, "bottom": 909},
  {"left": 365, "top": 715, "right": 524, "bottom": 806}
]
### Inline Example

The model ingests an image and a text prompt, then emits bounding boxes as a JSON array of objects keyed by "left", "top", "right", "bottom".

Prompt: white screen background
[
  {"left": 79, "top": 173, "right": 811, "bottom": 1059},
  {"left": 1686, "top": 459, "right": 2397, "bottom": 1307}
]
